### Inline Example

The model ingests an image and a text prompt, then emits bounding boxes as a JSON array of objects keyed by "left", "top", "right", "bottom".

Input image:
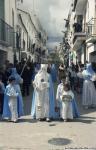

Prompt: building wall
[
  {"left": 0, "top": 50, "right": 7, "bottom": 65},
  {"left": 76, "top": 0, "right": 96, "bottom": 63},
  {"left": 0, "top": 0, "right": 17, "bottom": 64},
  {"left": 5, "top": 0, "right": 17, "bottom": 30},
  {"left": 17, "top": 15, "right": 28, "bottom": 52},
  {"left": 0, "top": 0, "right": 4, "bottom": 19},
  {"left": 86, "top": 0, "right": 96, "bottom": 63},
  {"left": 86, "top": 0, "right": 95, "bottom": 23},
  {"left": 87, "top": 44, "right": 94, "bottom": 62},
  {"left": 64, "top": 0, "right": 96, "bottom": 65},
  {"left": 7, "top": 48, "right": 14, "bottom": 63},
  {"left": 17, "top": 9, "right": 38, "bottom": 61},
  {"left": 81, "top": 52, "right": 84, "bottom": 64},
  {"left": 18, "top": 10, "right": 37, "bottom": 43}
]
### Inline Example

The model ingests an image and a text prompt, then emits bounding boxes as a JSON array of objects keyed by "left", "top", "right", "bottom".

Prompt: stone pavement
[{"left": 0, "top": 88, "right": 96, "bottom": 150}]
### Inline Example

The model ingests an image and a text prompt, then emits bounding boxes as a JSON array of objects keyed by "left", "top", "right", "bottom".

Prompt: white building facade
[
  {"left": 0, "top": 0, "right": 17, "bottom": 64},
  {"left": 17, "top": 9, "right": 37, "bottom": 62},
  {"left": 65, "top": 0, "right": 96, "bottom": 65},
  {"left": 17, "top": 9, "right": 48, "bottom": 63},
  {"left": 0, "top": 0, "right": 48, "bottom": 64}
]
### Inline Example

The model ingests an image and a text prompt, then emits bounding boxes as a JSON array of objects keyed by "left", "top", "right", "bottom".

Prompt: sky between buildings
[{"left": 23, "top": 0, "right": 72, "bottom": 49}]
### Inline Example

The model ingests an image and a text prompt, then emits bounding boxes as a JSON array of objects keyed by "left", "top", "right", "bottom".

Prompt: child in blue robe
[
  {"left": 3, "top": 68, "right": 24, "bottom": 121},
  {"left": 3, "top": 77, "right": 20, "bottom": 122}
]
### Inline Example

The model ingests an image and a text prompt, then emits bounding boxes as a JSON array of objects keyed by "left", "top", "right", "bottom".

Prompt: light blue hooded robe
[
  {"left": 31, "top": 67, "right": 56, "bottom": 119},
  {"left": 3, "top": 68, "right": 24, "bottom": 118}
]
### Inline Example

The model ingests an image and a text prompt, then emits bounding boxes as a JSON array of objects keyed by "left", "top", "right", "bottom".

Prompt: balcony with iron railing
[
  {"left": 86, "top": 18, "right": 96, "bottom": 43},
  {"left": 73, "top": 23, "right": 86, "bottom": 50},
  {"left": 0, "top": 18, "right": 14, "bottom": 47},
  {"left": 73, "top": 23, "right": 86, "bottom": 43}
]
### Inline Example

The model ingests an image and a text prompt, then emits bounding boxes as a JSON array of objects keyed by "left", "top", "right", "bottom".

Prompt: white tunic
[
  {"left": 56, "top": 83, "right": 63, "bottom": 107},
  {"left": 82, "top": 71, "right": 96, "bottom": 107},
  {"left": 33, "top": 71, "right": 50, "bottom": 119},
  {"left": 6, "top": 84, "right": 18, "bottom": 121},
  {"left": 60, "top": 90, "right": 74, "bottom": 120}
]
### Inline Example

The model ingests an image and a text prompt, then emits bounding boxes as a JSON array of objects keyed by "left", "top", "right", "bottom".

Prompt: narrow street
[
  {"left": 0, "top": 0, "right": 96, "bottom": 149},
  {"left": 0, "top": 86, "right": 96, "bottom": 150}
]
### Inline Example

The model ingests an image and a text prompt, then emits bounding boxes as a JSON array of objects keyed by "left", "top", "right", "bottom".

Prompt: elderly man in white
[{"left": 32, "top": 64, "right": 50, "bottom": 121}]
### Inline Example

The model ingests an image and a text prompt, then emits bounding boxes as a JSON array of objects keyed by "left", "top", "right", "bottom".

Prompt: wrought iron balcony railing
[
  {"left": 87, "top": 18, "right": 96, "bottom": 38},
  {"left": 0, "top": 18, "right": 14, "bottom": 47},
  {"left": 73, "top": 23, "right": 86, "bottom": 44}
]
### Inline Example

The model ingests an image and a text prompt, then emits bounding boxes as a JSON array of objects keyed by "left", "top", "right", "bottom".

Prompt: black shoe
[
  {"left": 38, "top": 118, "right": 45, "bottom": 121},
  {"left": 60, "top": 118, "right": 64, "bottom": 121}
]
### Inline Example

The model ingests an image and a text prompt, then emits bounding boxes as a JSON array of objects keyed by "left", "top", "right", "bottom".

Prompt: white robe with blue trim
[
  {"left": 60, "top": 90, "right": 74, "bottom": 120},
  {"left": 33, "top": 71, "right": 50, "bottom": 119},
  {"left": 56, "top": 83, "right": 80, "bottom": 118}
]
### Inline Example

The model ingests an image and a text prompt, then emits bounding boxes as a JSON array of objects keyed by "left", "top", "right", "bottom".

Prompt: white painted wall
[
  {"left": 66, "top": 0, "right": 96, "bottom": 64},
  {"left": 1, "top": 0, "right": 17, "bottom": 63},
  {"left": 17, "top": 9, "right": 37, "bottom": 46},
  {"left": 5, "top": 0, "right": 17, "bottom": 30},
  {"left": 87, "top": 44, "right": 94, "bottom": 62},
  {"left": 86, "top": 0, "right": 95, "bottom": 23},
  {"left": 17, "top": 14, "right": 28, "bottom": 52},
  {"left": 17, "top": 9, "right": 38, "bottom": 60},
  {"left": 7, "top": 48, "right": 14, "bottom": 63},
  {"left": 85, "top": 0, "right": 96, "bottom": 62}
]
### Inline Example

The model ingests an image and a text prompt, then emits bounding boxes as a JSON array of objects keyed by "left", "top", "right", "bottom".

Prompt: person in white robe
[
  {"left": 60, "top": 82, "right": 74, "bottom": 122},
  {"left": 56, "top": 77, "right": 79, "bottom": 119},
  {"left": 56, "top": 79, "right": 65, "bottom": 117},
  {"left": 32, "top": 64, "right": 50, "bottom": 121},
  {"left": 77, "top": 63, "right": 96, "bottom": 109}
]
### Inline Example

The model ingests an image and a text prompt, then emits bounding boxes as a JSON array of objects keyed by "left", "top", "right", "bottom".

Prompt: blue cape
[
  {"left": 86, "top": 63, "right": 95, "bottom": 75},
  {"left": 51, "top": 64, "right": 57, "bottom": 82},
  {"left": 32, "top": 64, "right": 41, "bottom": 81},
  {"left": 2, "top": 85, "right": 24, "bottom": 118},
  {"left": 57, "top": 98, "right": 80, "bottom": 118},
  {"left": 72, "top": 99, "right": 80, "bottom": 118},
  {"left": 11, "top": 68, "right": 22, "bottom": 84},
  {"left": 3, "top": 95, "right": 24, "bottom": 118},
  {"left": 83, "top": 64, "right": 95, "bottom": 80},
  {"left": 31, "top": 75, "right": 56, "bottom": 119}
]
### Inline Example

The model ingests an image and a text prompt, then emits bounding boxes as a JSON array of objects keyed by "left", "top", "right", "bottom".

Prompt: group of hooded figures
[{"left": 1, "top": 62, "right": 96, "bottom": 123}]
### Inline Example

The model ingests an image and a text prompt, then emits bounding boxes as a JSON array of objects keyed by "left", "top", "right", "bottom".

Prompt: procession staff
[{"left": 20, "top": 59, "right": 28, "bottom": 77}]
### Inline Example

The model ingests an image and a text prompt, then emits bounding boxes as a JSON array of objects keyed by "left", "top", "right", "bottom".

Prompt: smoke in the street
[{"left": 22, "top": 0, "right": 72, "bottom": 37}]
